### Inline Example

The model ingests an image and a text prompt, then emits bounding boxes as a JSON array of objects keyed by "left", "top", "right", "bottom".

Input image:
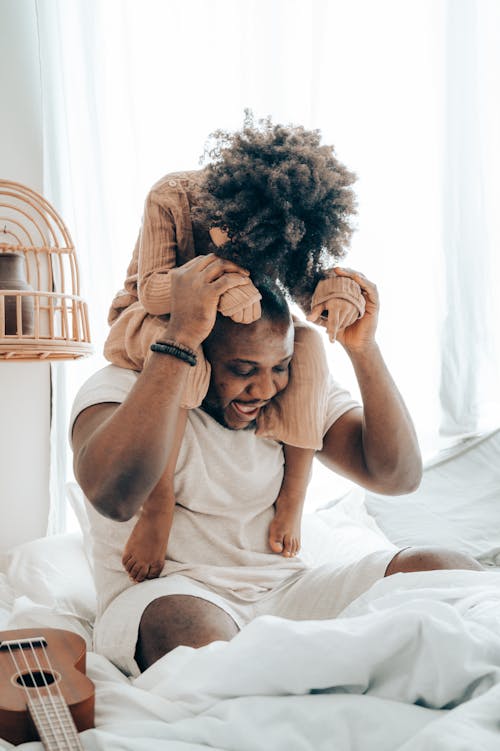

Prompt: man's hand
[
  {"left": 309, "top": 267, "right": 378, "bottom": 352},
  {"left": 167, "top": 254, "right": 251, "bottom": 348},
  {"left": 317, "top": 268, "right": 422, "bottom": 495}
]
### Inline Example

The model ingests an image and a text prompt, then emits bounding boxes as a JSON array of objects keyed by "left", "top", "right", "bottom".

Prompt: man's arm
[
  {"left": 313, "top": 268, "right": 422, "bottom": 495},
  {"left": 72, "top": 354, "right": 192, "bottom": 521},
  {"left": 72, "top": 254, "right": 250, "bottom": 521}
]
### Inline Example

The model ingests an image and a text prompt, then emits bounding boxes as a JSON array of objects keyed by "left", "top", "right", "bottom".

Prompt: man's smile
[{"left": 230, "top": 400, "right": 267, "bottom": 421}]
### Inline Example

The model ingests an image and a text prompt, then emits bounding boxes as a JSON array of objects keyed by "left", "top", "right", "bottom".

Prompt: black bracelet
[
  {"left": 159, "top": 338, "right": 199, "bottom": 359},
  {"left": 150, "top": 341, "right": 197, "bottom": 366}
]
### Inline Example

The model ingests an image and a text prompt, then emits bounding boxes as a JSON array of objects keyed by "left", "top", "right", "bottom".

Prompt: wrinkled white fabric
[{"left": 7, "top": 569, "right": 500, "bottom": 751}]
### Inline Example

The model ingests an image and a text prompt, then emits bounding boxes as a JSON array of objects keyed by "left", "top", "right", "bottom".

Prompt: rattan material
[{"left": 0, "top": 180, "right": 92, "bottom": 360}]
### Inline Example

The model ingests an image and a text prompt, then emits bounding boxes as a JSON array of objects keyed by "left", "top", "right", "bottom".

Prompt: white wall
[{"left": 0, "top": 0, "right": 51, "bottom": 550}]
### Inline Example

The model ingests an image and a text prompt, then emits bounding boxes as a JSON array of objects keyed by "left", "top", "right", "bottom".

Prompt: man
[{"left": 71, "top": 254, "right": 481, "bottom": 676}]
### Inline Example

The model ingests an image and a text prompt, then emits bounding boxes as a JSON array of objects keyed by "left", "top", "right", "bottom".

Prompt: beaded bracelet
[
  {"left": 156, "top": 338, "right": 198, "bottom": 358},
  {"left": 150, "top": 340, "right": 197, "bottom": 366}
]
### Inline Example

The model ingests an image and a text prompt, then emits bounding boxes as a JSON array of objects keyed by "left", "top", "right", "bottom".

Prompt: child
[{"left": 105, "top": 114, "right": 365, "bottom": 582}]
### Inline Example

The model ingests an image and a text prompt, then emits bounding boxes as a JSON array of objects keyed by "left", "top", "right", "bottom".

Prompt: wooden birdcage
[{"left": 0, "top": 180, "right": 92, "bottom": 360}]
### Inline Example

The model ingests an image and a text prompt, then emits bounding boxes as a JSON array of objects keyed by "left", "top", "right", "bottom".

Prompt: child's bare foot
[
  {"left": 268, "top": 503, "right": 301, "bottom": 557},
  {"left": 122, "top": 510, "right": 171, "bottom": 583}
]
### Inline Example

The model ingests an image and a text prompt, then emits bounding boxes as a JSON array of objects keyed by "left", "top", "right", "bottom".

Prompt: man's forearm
[
  {"left": 75, "top": 351, "right": 191, "bottom": 520},
  {"left": 349, "top": 342, "right": 422, "bottom": 493}
]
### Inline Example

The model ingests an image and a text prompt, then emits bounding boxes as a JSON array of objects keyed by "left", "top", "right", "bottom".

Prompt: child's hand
[
  {"left": 218, "top": 276, "right": 262, "bottom": 323},
  {"left": 168, "top": 254, "right": 250, "bottom": 348},
  {"left": 332, "top": 268, "right": 380, "bottom": 353},
  {"left": 307, "top": 271, "right": 365, "bottom": 342},
  {"left": 311, "top": 297, "right": 359, "bottom": 342}
]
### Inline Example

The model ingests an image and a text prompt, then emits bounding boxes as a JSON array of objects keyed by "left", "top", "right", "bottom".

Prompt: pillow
[
  {"left": 301, "top": 486, "right": 396, "bottom": 568},
  {"left": 365, "top": 428, "right": 500, "bottom": 563},
  {"left": 314, "top": 486, "right": 397, "bottom": 565},
  {"left": 6, "top": 532, "right": 97, "bottom": 624},
  {"left": 6, "top": 596, "right": 93, "bottom": 648}
]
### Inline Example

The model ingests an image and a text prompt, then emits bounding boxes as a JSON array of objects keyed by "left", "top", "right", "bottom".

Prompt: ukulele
[{"left": 0, "top": 628, "right": 94, "bottom": 749}]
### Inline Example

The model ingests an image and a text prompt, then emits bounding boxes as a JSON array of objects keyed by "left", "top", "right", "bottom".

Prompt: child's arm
[
  {"left": 136, "top": 185, "right": 262, "bottom": 323},
  {"left": 136, "top": 188, "right": 179, "bottom": 316}
]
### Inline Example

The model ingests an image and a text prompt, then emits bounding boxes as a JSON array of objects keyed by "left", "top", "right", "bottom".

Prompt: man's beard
[{"left": 200, "top": 396, "right": 257, "bottom": 431}]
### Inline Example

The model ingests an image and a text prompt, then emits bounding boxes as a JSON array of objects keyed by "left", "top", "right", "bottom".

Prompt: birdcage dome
[{"left": 0, "top": 180, "right": 92, "bottom": 360}]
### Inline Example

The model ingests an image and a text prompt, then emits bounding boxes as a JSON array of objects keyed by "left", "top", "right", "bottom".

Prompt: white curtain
[
  {"left": 440, "top": 0, "right": 500, "bottom": 438},
  {"left": 35, "top": 0, "right": 500, "bottom": 519}
]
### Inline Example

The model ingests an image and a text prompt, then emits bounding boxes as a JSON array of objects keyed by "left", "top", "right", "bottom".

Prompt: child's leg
[
  {"left": 104, "top": 302, "right": 211, "bottom": 409},
  {"left": 257, "top": 322, "right": 328, "bottom": 557},
  {"left": 122, "top": 408, "right": 187, "bottom": 582},
  {"left": 257, "top": 320, "right": 330, "bottom": 449},
  {"left": 104, "top": 301, "right": 168, "bottom": 370},
  {"left": 269, "top": 445, "right": 314, "bottom": 557}
]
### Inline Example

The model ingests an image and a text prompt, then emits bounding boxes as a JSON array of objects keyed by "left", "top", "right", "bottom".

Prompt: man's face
[{"left": 202, "top": 315, "right": 294, "bottom": 430}]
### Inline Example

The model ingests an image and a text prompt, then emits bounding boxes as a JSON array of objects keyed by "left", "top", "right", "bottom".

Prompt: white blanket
[{"left": 4, "top": 569, "right": 500, "bottom": 751}]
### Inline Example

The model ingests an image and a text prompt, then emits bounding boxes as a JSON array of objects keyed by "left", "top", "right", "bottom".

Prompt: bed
[{"left": 1, "top": 429, "right": 500, "bottom": 750}]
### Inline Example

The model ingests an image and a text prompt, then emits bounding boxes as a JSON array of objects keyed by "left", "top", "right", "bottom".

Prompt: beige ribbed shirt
[{"left": 108, "top": 170, "right": 209, "bottom": 324}]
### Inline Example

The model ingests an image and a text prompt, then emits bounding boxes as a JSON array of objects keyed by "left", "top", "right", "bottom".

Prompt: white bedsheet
[
  {"left": 365, "top": 428, "right": 500, "bottom": 564},
  {"left": 2, "top": 568, "right": 500, "bottom": 750}
]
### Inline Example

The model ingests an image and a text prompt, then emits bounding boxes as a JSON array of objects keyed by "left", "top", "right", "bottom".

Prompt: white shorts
[{"left": 94, "top": 548, "right": 398, "bottom": 677}]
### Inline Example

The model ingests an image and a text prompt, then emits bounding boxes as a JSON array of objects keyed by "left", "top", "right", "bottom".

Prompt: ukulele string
[
  {"left": 38, "top": 638, "right": 81, "bottom": 747},
  {"left": 6, "top": 641, "right": 65, "bottom": 751},
  {"left": 8, "top": 640, "right": 67, "bottom": 751},
  {"left": 28, "top": 637, "right": 75, "bottom": 750}
]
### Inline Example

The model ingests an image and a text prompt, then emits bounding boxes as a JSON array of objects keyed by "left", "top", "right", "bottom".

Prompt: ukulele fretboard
[{"left": 28, "top": 694, "right": 84, "bottom": 751}]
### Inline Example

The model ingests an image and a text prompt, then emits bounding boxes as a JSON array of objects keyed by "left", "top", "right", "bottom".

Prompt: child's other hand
[
  {"left": 309, "top": 297, "right": 359, "bottom": 342},
  {"left": 307, "top": 271, "right": 366, "bottom": 342}
]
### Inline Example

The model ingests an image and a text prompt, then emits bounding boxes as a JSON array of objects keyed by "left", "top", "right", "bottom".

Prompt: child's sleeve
[
  {"left": 136, "top": 188, "right": 178, "bottom": 316},
  {"left": 311, "top": 275, "right": 365, "bottom": 319}
]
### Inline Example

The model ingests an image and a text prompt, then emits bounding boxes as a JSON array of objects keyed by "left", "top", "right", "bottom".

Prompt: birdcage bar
[
  {"left": 34, "top": 294, "right": 40, "bottom": 339},
  {"left": 69, "top": 249, "right": 78, "bottom": 296},
  {"left": 1, "top": 190, "right": 59, "bottom": 246},
  {"left": 61, "top": 298, "right": 69, "bottom": 340},
  {"left": 57, "top": 251, "right": 66, "bottom": 296},
  {"left": 48, "top": 296, "right": 55, "bottom": 339},
  {"left": 15, "top": 296, "right": 22, "bottom": 335}
]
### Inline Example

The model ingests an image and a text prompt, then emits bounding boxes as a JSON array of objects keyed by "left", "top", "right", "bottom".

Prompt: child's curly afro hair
[{"left": 194, "top": 110, "right": 357, "bottom": 307}]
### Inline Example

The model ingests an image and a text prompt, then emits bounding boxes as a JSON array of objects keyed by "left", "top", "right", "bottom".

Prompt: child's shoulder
[{"left": 149, "top": 170, "right": 205, "bottom": 197}]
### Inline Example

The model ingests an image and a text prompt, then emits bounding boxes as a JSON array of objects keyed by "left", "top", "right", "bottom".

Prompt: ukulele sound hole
[{"left": 16, "top": 670, "right": 56, "bottom": 688}]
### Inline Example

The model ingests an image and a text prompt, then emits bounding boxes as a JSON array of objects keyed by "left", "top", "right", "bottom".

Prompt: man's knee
[
  {"left": 135, "top": 595, "right": 239, "bottom": 671},
  {"left": 384, "top": 546, "right": 483, "bottom": 576}
]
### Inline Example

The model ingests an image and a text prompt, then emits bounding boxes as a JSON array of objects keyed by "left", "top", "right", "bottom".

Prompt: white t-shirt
[{"left": 70, "top": 365, "right": 359, "bottom": 615}]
